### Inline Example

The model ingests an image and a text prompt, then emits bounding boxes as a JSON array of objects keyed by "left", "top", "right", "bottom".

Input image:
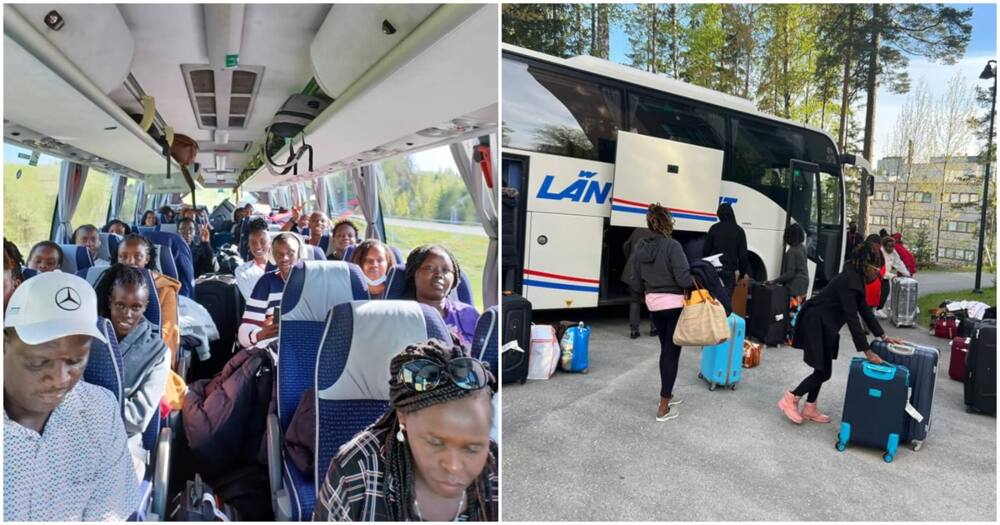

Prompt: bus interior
[{"left": 4, "top": 3, "right": 497, "bottom": 520}]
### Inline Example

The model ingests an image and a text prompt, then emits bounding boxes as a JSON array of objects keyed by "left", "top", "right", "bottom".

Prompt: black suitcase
[
  {"left": 502, "top": 293, "right": 532, "bottom": 384},
  {"left": 957, "top": 317, "right": 981, "bottom": 338},
  {"left": 748, "top": 283, "right": 788, "bottom": 346},
  {"left": 191, "top": 274, "right": 244, "bottom": 381},
  {"left": 965, "top": 319, "right": 996, "bottom": 415}
]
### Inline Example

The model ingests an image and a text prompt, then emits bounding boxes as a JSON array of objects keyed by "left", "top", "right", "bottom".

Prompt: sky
[{"left": 607, "top": 3, "right": 997, "bottom": 164}]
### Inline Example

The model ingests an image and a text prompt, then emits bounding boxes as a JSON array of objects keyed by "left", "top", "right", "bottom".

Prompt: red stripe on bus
[
  {"left": 523, "top": 269, "right": 600, "bottom": 284},
  {"left": 611, "top": 197, "right": 717, "bottom": 217}
]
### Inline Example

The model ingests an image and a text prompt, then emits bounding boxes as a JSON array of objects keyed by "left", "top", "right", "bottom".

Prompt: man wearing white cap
[{"left": 4, "top": 272, "right": 140, "bottom": 521}]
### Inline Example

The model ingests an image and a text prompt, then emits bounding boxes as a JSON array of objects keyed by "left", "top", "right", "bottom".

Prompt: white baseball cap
[{"left": 3, "top": 271, "right": 107, "bottom": 344}]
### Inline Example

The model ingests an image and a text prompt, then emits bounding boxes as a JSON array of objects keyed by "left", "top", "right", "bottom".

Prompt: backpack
[{"left": 182, "top": 347, "right": 275, "bottom": 480}]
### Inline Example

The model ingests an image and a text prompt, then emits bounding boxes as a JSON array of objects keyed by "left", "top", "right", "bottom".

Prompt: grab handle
[
  {"left": 862, "top": 361, "right": 897, "bottom": 381},
  {"left": 887, "top": 343, "right": 915, "bottom": 356}
]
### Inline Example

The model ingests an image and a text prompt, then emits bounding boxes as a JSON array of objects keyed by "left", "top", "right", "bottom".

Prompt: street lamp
[{"left": 974, "top": 60, "right": 996, "bottom": 294}]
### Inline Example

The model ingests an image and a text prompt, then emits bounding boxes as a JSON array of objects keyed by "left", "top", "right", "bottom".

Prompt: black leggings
[
  {"left": 878, "top": 279, "right": 890, "bottom": 309},
  {"left": 791, "top": 366, "right": 834, "bottom": 403},
  {"left": 650, "top": 308, "right": 684, "bottom": 399}
]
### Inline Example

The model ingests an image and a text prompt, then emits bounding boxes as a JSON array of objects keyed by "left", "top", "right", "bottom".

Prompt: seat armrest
[
  {"left": 266, "top": 412, "right": 283, "bottom": 497},
  {"left": 152, "top": 427, "right": 172, "bottom": 521}
]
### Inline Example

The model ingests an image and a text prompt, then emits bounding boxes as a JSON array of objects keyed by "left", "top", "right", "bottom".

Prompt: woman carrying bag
[{"left": 630, "top": 204, "right": 694, "bottom": 422}]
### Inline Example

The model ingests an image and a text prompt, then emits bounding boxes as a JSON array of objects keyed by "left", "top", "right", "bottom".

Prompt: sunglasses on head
[{"left": 398, "top": 357, "right": 489, "bottom": 393}]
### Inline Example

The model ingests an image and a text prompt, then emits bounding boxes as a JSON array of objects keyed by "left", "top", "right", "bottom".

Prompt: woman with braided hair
[
  {"left": 4, "top": 237, "right": 25, "bottom": 309},
  {"left": 629, "top": 203, "right": 694, "bottom": 422},
  {"left": 95, "top": 264, "right": 170, "bottom": 465},
  {"left": 405, "top": 244, "right": 480, "bottom": 347},
  {"left": 314, "top": 339, "right": 498, "bottom": 521},
  {"left": 779, "top": 241, "right": 903, "bottom": 425}
]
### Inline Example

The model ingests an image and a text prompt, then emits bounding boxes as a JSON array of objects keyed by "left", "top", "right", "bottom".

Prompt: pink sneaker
[
  {"left": 801, "top": 402, "right": 831, "bottom": 423},
  {"left": 778, "top": 391, "right": 804, "bottom": 424}
]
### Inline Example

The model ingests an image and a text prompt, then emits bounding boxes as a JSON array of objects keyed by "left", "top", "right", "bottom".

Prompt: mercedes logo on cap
[{"left": 55, "top": 286, "right": 81, "bottom": 311}]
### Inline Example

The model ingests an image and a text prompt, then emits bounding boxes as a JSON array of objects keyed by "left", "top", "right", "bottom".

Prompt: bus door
[
  {"left": 786, "top": 160, "right": 821, "bottom": 292},
  {"left": 609, "top": 131, "right": 724, "bottom": 232},
  {"left": 521, "top": 150, "right": 613, "bottom": 309}
]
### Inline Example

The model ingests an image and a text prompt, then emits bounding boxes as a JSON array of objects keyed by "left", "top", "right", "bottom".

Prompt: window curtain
[
  {"left": 55, "top": 161, "right": 89, "bottom": 242},
  {"left": 134, "top": 181, "right": 146, "bottom": 225},
  {"left": 352, "top": 165, "right": 382, "bottom": 240},
  {"left": 313, "top": 177, "right": 328, "bottom": 215},
  {"left": 450, "top": 138, "right": 498, "bottom": 308},
  {"left": 107, "top": 174, "right": 126, "bottom": 223}
]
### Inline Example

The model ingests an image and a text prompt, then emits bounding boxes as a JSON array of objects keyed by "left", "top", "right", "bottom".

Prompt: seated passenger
[
  {"left": 141, "top": 210, "right": 159, "bottom": 227},
  {"left": 117, "top": 235, "right": 181, "bottom": 354},
  {"left": 178, "top": 218, "right": 218, "bottom": 278},
  {"left": 237, "top": 232, "right": 302, "bottom": 349},
  {"left": 280, "top": 204, "right": 308, "bottom": 235},
  {"left": 313, "top": 339, "right": 497, "bottom": 521},
  {"left": 303, "top": 211, "right": 331, "bottom": 252},
  {"left": 351, "top": 239, "right": 397, "bottom": 298},
  {"left": 406, "top": 245, "right": 479, "bottom": 346},
  {"left": 105, "top": 219, "right": 131, "bottom": 236},
  {"left": 158, "top": 206, "right": 176, "bottom": 225},
  {"left": 327, "top": 219, "right": 359, "bottom": 261},
  {"left": 27, "top": 240, "right": 63, "bottom": 273},
  {"left": 4, "top": 238, "right": 25, "bottom": 309},
  {"left": 95, "top": 265, "right": 170, "bottom": 461},
  {"left": 230, "top": 206, "right": 248, "bottom": 241},
  {"left": 234, "top": 218, "right": 275, "bottom": 301},
  {"left": 73, "top": 224, "right": 109, "bottom": 266},
  {"left": 4, "top": 272, "right": 140, "bottom": 520}
]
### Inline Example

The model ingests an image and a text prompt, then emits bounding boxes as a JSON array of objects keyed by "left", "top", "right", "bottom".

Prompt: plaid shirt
[{"left": 313, "top": 427, "right": 498, "bottom": 521}]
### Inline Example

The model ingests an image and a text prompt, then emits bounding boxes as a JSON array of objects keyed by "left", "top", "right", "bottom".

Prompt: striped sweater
[{"left": 238, "top": 270, "right": 286, "bottom": 348}]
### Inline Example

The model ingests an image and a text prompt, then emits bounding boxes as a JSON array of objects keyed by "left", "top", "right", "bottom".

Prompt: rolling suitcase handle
[
  {"left": 862, "top": 361, "right": 897, "bottom": 381},
  {"left": 886, "top": 343, "right": 916, "bottom": 356}
]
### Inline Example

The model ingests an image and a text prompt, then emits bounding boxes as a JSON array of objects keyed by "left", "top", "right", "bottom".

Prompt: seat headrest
[
  {"left": 281, "top": 261, "right": 369, "bottom": 322},
  {"left": 159, "top": 223, "right": 178, "bottom": 234},
  {"left": 472, "top": 305, "right": 498, "bottom": 367},
  {"left": 317, "top": 301, "right": 450, "bottom": 402},
  {"left": 83, "top": 317, "right": 124, "bottom": 417},
  {"left": 98, "top": 232, "right": 120, "bottom": 262},
  {"left": 58, "top": 244, "right": 92, "bottom": 274}
]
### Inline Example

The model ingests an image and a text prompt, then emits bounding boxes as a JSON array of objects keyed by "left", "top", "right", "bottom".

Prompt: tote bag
[{"left": 673, "top": 281, "right": 729, "bottom": 347}]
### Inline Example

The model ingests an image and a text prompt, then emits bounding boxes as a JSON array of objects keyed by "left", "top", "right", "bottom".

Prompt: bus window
[
  {"left": 627, "top": 92, "right": 725, "bottom": 150},
  {"left": 731, "top": 117, "right": 807, "bottom": 209},
  {"left": 71, "top": 168, "right": 114, "bottom": 231},
  {"left": 819, "top": 171, "right": 842, "bottom": 227},
  {"left": 502, "top": 57, "right": 622, "bottom": 162},
  {"left": 3, "top": 144, "right": 61, "bottom": 249},
  {"left": 117, "top": 178, "right": 141, "bottom": 224},
  {"left": 324, "top": 171, "right": 368, "bottom": 233},
  {"left": 376, "top": 146, "right": 489, "bottom": 310}
]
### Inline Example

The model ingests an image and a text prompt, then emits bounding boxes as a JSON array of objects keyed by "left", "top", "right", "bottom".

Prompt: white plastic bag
[{"left": 528, "top": 325, "right": 560, "bottom": 380}]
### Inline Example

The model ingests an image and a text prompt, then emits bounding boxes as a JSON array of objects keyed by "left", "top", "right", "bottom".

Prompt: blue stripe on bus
[
  {"left": 611, "top": 205, "right": 717, "bottom": 222},
  {"left": 523, "top": 279, "right": 600, "bottom": 293}
]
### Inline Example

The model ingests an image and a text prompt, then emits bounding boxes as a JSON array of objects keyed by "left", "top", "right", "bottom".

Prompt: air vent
[
  {"left": 190, "top": 70, "right": 215, "bottom": 93},
  {"left": 196, "top": 140, "right": 253, "bottom": 153},
  {"left": 196, "top": 96, "right": 216, "bottom": 114},
  {"left": 232, "top": 70, "right": 257, "bottom": 94},
  {"left": 230, "top": 97, "right": 250, "bottom": 115},
  {"left": 181, "top": 64, "right": 264, "bottom": 130}
]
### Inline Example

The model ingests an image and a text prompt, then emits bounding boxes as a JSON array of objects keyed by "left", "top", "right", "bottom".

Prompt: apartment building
[{"left": 870, "top": 155, "right": 990, "bottom": 265}]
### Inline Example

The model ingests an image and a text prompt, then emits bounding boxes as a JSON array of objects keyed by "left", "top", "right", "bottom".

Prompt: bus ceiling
[{"left": 238, "top": 4, "right": 498, "bottom": 192}]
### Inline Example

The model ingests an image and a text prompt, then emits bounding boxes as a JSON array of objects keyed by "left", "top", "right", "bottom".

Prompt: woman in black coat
[{"left": 778, "top": 242, "right": 902, "bottom": 424}]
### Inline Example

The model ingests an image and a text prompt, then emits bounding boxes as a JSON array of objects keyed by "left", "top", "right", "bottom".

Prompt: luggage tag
[
  {"left": 905, "top": 386, "right": 923, "bottom": 423},
  {"left": 502, "top": 340, "right": 525, "bottom": 354}
]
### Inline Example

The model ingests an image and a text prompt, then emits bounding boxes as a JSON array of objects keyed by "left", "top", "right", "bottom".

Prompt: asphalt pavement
[{"left": 501, "top": 302, "right": 997, "bottom": 521}]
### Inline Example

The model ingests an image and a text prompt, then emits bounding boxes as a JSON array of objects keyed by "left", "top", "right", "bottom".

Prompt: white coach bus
[{"left": 501, "top": 44, "right": 871, "bottom": 310}]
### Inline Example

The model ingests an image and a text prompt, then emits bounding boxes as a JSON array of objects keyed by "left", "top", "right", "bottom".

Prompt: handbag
[{"left": 672, "top": 280, "right": 730, "bottom": 347}]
